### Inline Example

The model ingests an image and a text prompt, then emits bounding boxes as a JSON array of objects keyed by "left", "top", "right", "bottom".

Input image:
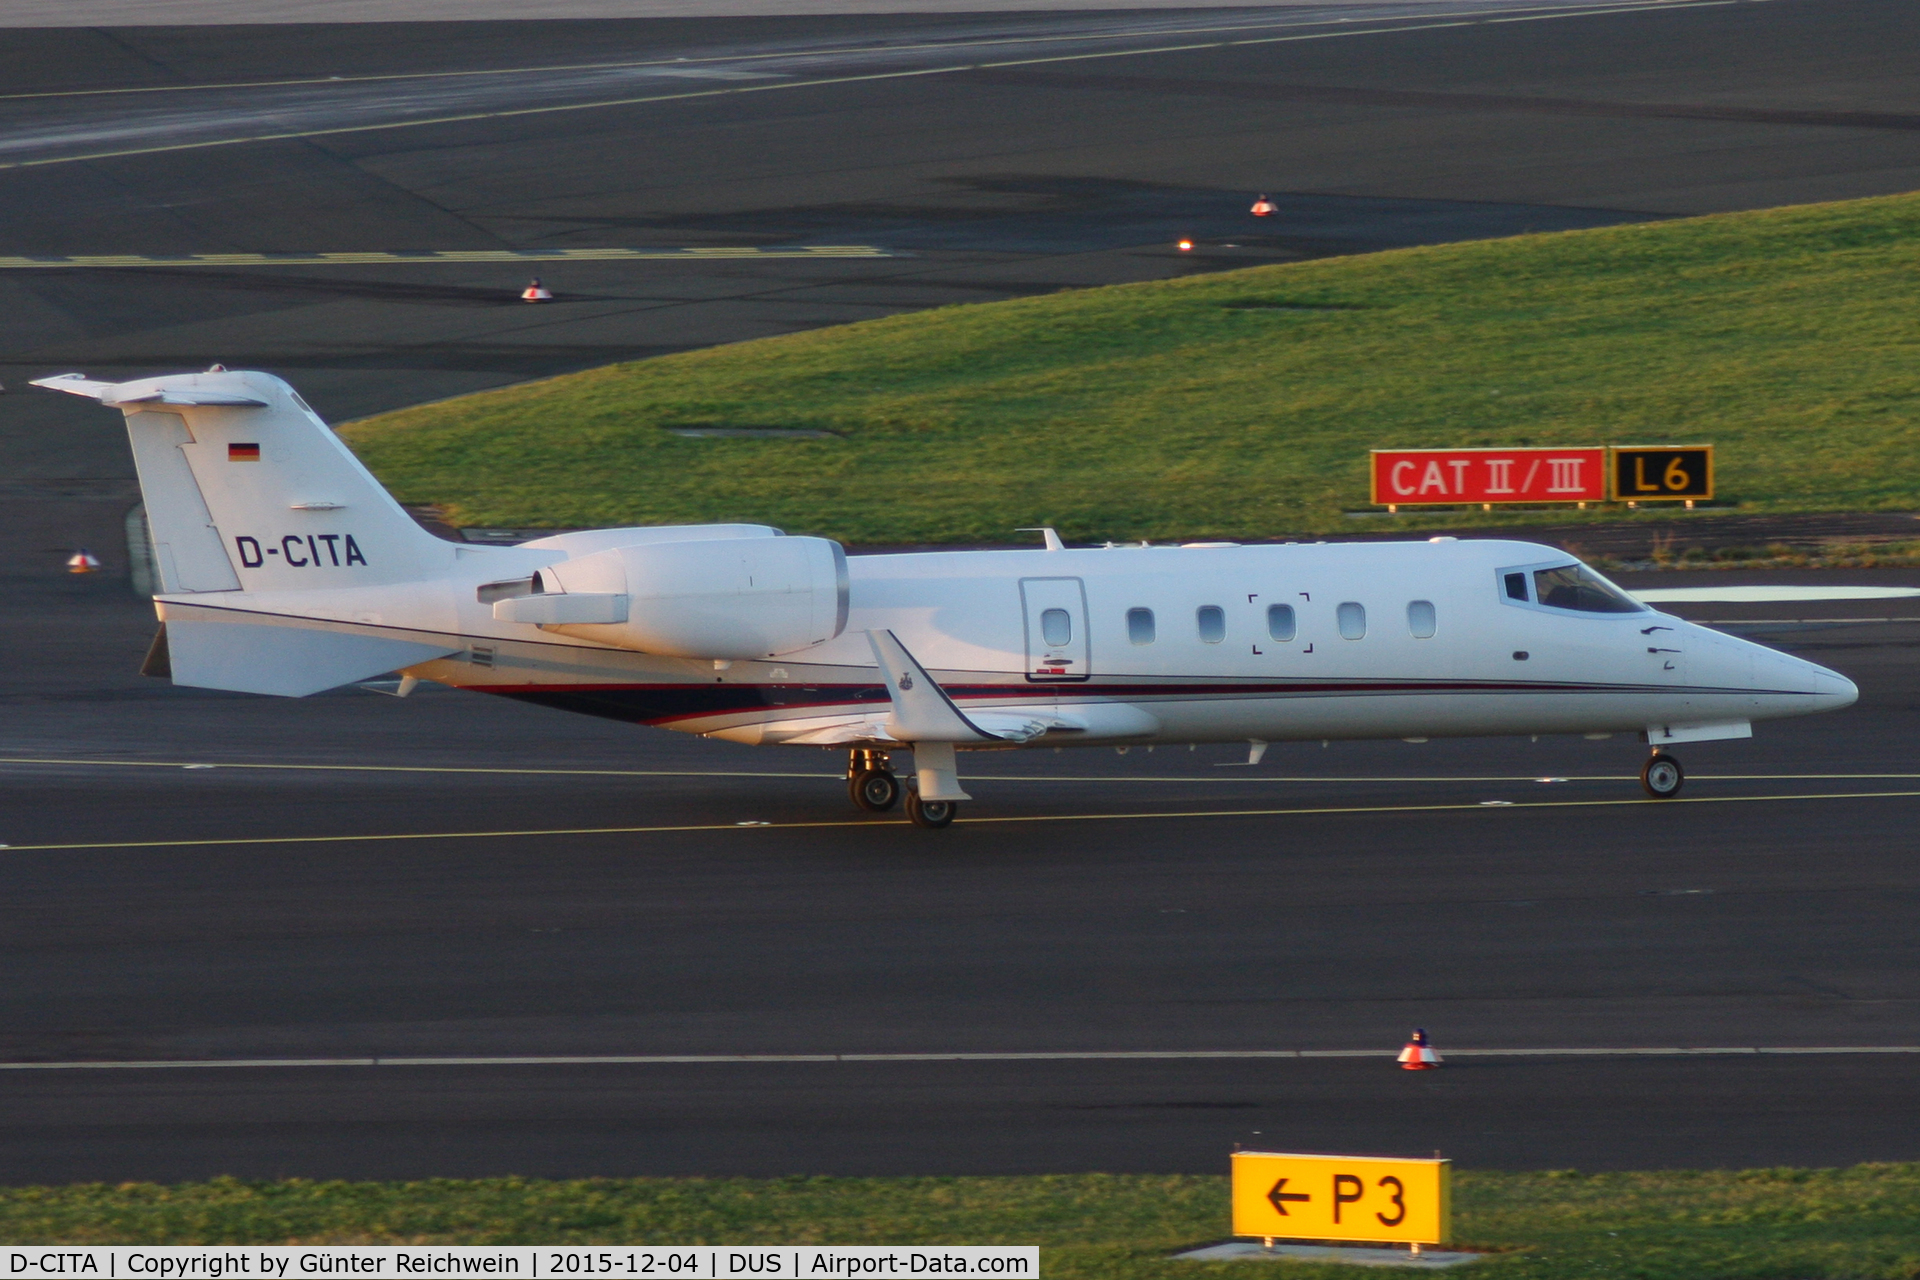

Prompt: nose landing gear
[
  {"left": 1641, "top": 752, "right": 1685, "bottom": 799},
  {"left": 904, "top": 790, "right": 957, "bottom": 829},
  {"left": 848, "top": 748, "right": 901, "bottom": 812}
]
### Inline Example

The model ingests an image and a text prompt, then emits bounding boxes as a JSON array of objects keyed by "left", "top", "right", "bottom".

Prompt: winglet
[{"left": 865, "top": 629, "right": 996, "bottom": 745}]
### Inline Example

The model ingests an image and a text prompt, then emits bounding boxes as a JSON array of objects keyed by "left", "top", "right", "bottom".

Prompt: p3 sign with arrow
[{"left": 1231, "top": 1151, "right": 1451, "bottom": 1245}]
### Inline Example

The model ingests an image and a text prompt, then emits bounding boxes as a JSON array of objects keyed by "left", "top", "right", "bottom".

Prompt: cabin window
[
  {"left": 1336, "top": 602, "right": 1367, "bottom": 640},
  {"left": 1532, "top": 564, "right": 1645, "bottom": 613},
  {"left": 1196, "top": 605, "right": 1226, "bottom": 644},
  {"left": 1407, "top": 600, "right": 1437, "bottom": 638},
  {"left": 1127, "top": 607, "right": 1156, "bottom": 645},
  {"left": 1040, "top": 607, "right": 1072, "bottom": 646},
  {"left": 1504, "top": 572, "right": 1529, "bottom": 602},
  {"left": 1266, "top": 603, "right": 1296, "bottom": 642}
]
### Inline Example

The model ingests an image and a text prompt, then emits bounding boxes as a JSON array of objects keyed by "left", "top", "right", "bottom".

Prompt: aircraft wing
[{"left": 778, "top": 707, "right": 1083, "bottom": 746}]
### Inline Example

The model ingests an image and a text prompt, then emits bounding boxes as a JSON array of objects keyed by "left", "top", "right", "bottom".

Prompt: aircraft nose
[
  {"left": 1812, "top": 665, "right": 1859, "bottom": 711},
  {"left": 1733, "top": 632, "right": 1857, "bottom": 709}
]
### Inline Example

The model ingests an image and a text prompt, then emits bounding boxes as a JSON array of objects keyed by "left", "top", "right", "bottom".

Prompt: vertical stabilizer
[
  {"left": 125, "top": 409, "right": 242, "bottom": 593},
  {"left": 35, "top": 369, "right": 456, "bottom": 592}
]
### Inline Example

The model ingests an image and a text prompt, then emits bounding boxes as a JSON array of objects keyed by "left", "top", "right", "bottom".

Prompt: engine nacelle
[{"left": 505, "top": 535, "right": 848, "bottom": 659}]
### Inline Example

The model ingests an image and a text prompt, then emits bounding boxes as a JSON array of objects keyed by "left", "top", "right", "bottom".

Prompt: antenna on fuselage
[{"left": 1014, "top": 527, "right": 1065, "bottom": 552}]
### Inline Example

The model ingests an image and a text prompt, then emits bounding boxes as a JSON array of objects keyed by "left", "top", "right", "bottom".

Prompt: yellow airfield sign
[{"left": 1231, "top": 1151, "right": 1451, "bottom": 1245}]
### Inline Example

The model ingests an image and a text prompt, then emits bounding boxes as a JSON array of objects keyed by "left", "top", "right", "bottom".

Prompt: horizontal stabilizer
[
  {"left": 123, "top": 390, "right": 269, "bottom": 407},
  {"left": 30, "top": 372, "right": 265, "bottom": 406},
  {"left": 31, "top": 373, "right": 121, "bottom": 399},
  {"left": 166, "top": 619, "right": 457, "bottom": 697}
]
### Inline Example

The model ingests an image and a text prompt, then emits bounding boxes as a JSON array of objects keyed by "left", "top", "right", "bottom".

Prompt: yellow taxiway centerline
[
  {"left": 0, "top": 1, "right": 1740, "bottom": 173},
  {"left": 2, "top": 788, "right": 1916, "bottom": 853},
  {"left": 4, "top": 755, "right": 1920, "bottom": 783}
]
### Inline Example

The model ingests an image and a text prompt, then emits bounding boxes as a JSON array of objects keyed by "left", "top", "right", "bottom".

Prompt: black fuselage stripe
[{"left": 483, "top": 680, "right": 1778, "bottom": 727}]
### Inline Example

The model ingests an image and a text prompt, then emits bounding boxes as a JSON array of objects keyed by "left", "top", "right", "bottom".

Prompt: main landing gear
[
  {"left": 1641, "top": 751, "right": 1685, "bottom": 799},
  {"left": 848, "top": 748, "right": 901, "bottom": 812},
  {"left": 847, "top": 747, "right": 961, "bottom": 828}
]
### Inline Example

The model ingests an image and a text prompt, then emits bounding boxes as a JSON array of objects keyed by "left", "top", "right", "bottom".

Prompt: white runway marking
[
  {"left": 7, "top": 755, "right": 1920, "bottom": 784},
  {"left": 0, "top": 0, "right": 1740, "bottom": 172},
  {"left": 0, "top": 5, "right": 1654, "bottom": 97},
  {"left": 1, "top": 1045, "right": 1913, "bottom": 1072},
  {"left": 1635, "top": 586, "right": 1920, "bottom": 604},
  {"left": 0, "top": 0, "right": 1721, "bottom": 30}
]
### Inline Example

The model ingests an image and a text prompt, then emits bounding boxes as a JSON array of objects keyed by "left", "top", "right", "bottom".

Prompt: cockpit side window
[
  {"left": 1531, "top": 564, "right": 1645, "bottom": 613},
  {"left": 1498, "top": 561, "right": 1646, "bottom": 616}
]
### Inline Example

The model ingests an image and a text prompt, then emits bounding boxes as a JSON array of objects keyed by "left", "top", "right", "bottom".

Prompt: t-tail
[{"left": 35, "top": 368, "right": 468, "bottom": 695}]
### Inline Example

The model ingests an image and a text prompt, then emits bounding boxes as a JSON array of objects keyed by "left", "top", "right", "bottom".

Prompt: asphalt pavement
[
  {"left": 2, "top": 0, "right": 1918, "bottom": 1182},
  {"left": 2, "top": 566, "right": 1917, "bottom": 1181}
]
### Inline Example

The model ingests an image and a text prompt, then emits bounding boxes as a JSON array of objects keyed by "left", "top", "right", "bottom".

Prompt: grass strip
[
  {"left": 340, "top": 192, "right": 1920, "bottom": 544},
  {"left": 6, "top": 1166, "right": 1920, "bottom": 1278}
]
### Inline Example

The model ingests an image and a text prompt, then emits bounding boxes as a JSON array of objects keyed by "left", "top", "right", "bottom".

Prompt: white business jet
[{"left": 39, "top": 368, "right": 1857, "bottom": 828}]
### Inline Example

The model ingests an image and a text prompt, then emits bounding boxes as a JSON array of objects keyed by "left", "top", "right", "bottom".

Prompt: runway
[
  {"left": 2, "top": 565, "right": 1917, "bottom": 1181},
  {"left": 2, "top": 0, "right": 1919, "bottom": 1182}
]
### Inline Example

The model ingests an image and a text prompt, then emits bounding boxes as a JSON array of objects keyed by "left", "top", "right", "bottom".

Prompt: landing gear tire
[
  {"left": 850, "top": 769, "right": 901, "bottom": 813},
  {"left": 1642, "top": 753, "right": 1684, "bottom": 799},
  {"left": 905, "top": 789, "right": 957, "bottom": 829}
]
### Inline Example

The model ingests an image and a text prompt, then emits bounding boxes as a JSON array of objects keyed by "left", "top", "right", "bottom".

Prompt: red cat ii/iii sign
[{"left": 1370, "top": 447, "right": 1607, "bottom": 506}]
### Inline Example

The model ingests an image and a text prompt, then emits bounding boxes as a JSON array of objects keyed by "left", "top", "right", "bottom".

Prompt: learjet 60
[{"left": 38, "top": 369, "right": 1858, "bottom": 828}]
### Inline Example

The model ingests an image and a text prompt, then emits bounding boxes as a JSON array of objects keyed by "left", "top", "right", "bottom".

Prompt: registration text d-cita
[{"left": 6, "top": 1250, "right": 1037, "bottom": 1279}]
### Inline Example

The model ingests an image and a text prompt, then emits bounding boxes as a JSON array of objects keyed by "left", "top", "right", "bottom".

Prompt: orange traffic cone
[
  {"left": 1397, "top": 1028, "right": 1441, "bottom": 1071},
  {"left": 67, "top": 549, "right": 101, "bottom": 574},
  {"left": 1250, "top": 194, "right": 1276, "bottom": 217},
  {"left": 521, "top": 278, "right": 552, "bottom": 302}
]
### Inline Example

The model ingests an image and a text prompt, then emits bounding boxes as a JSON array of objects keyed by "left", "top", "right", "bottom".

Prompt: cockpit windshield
[{"left": 1531, "top": 564, "right": 1645, "bottom": 614}]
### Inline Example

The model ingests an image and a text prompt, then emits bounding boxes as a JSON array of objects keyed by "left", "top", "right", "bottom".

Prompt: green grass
[
  {"left": 10, "top": 1167, "right": 1920, "bottom": 1279},
  {"left": 340, "top": 192, "right": 1920, "bottom": 544}
]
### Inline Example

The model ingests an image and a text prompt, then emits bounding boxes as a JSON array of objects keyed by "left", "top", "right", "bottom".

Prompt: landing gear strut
[
  {"left": 1641, "top": 752, "right": 1685, "bottom": 799},
  {"left": 848, "top": 748, "right": 900, "bottom": 812}
]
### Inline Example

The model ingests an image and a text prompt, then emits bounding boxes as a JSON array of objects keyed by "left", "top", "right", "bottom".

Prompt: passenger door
[{"left": 1019, "top": 577, "right": 1090, "bottom": 682}]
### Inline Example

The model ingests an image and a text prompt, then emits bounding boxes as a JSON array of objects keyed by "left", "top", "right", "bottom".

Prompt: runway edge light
[{"left": 1231, "top": 1150, "right": 1452, "bottom": 1250}]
